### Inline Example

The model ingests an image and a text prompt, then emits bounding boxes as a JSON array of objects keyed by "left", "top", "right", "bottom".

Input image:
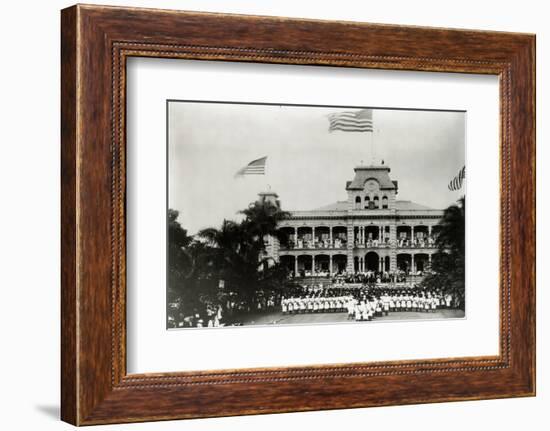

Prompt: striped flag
[
  {"left": 234, "top": 156, "right": 267, "bottom": 178},
  {"left": 448, "top": 166, "right": 466, "bottom": 191},
  {"left": 328, "top": 109, "right": 373, "bottom": 133}
]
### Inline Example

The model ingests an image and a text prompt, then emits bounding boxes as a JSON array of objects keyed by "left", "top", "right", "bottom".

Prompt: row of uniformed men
[
  {"left": 281, "top": 296, "right": 350, "bottom": 314},
  {"left": 347, "top": 294, "right": 446, "bottom": 321},
  {"left": 281, "top": 293, "right": 451, "bottom": 318}
]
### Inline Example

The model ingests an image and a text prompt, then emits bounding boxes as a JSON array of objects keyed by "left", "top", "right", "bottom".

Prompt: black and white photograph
[{"left": 167, "top": 101, "right": 466, "bottom": 329}]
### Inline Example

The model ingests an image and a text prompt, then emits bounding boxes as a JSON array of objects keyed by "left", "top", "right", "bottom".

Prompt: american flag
[
  {"left": 448, "top": 166, "right": 466, "bottom": 191},
  {"left": 234, "top": 156, "right": 267, "bottom": 178},
  {"left": 328, "top": 109, "right": 373, "bottom": 133}
]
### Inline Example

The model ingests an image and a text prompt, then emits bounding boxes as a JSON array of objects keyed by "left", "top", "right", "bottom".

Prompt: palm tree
[
  {"left": 421, "top": 197, "right": 465, "bottom": 309},
  {"left": 239, "top": 200, "right": 291, "bottom": 246},
  {"left": 167, "top": 209, "right": 197, "bottom": 326},
  {"left": 435, "top": 197, "right": 465, "bottom": 255},
  {"left": 195, "top": 200, "right": 291, "bottom": 311},
  {"left": 199, "top": 219, "right": 245, "bottom": 259}
]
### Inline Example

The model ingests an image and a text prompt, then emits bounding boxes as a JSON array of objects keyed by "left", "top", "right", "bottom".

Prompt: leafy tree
[
  {"left": 167, "top": 210, "right": 226, "bottom": 327},
  {"left": 197, "top": 200, "right": 291, "bottom": 312},
  {"left": 167, "top": 209, "right": 193, "bottom": 326},
  {"left": 167, "top": 199, "right": 292, "bottom": 326},
  {"left": 239, "top": 200, "right": 291, "bottom": 245},
  {"left": 435, "top": 197, "right": 465, "bottom": 256},
  {"left": 421, "top": 197, "right": 465, "bottom": 309}
]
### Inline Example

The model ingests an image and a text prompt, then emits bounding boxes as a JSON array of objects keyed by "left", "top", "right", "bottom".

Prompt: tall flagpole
[
  {"left": 370, "top": 111, "right": 375, "bottom": 165},
  {"left": 370, "top": 127, "right": 375, "bottom": 166},
  {"left": 265, "top": 156, "right": 270, "bottom": 191}
]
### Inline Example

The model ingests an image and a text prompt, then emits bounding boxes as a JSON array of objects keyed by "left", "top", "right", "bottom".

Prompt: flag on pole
[
  {"left": 448, "top": 166, "right": 466, "bottom": 191},
  {"left": 328, "top": 109, "right": 373, "bottom": 133},
  {"left": 234, "top": 156, "right": 267, "bottom": 178}
]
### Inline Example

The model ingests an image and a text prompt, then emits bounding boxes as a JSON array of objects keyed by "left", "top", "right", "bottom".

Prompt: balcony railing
[
  {"left": 279, "top": 240, "right": 347, "bottom": 250},
  {"left": 354, "top": 240, "right": 390, "bottom": 249},
  {"left": 395, "top": 239, "right": 437, "bottom": 249},
  {"left": 279, "top": 238, "right": 438, "bottom": 250}
]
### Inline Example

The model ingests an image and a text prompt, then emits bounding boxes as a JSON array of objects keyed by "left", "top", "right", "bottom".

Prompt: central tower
[{"left": 345, "top": 165, "right": 398, "bottom": 211}]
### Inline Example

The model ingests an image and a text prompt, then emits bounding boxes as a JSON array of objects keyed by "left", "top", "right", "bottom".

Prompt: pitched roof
[
  {"left": 310, "top": 200, "right": 435, "bottom": 212},
  {"left": 313, "top": 201, "right": 349, "bottom": 211},
  {"left": 346, "top": 165, "right": 397, "bottom": 190},
  {"left": 394, "top": 200, "right": 434, "bottom": 211}
]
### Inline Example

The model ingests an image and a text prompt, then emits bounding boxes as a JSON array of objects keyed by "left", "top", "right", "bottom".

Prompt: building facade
[{"left": 261, "top": 165, "right": 444, "bottom": 277}]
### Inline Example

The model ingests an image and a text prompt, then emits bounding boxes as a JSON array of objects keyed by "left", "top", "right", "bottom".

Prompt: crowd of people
[
  {"left": 281, "top": 285, "right": 458, "bottom": 322},
  {"left": 169, "top": 282, "right": 461, "bottom": 328},
  {"left": 288, "top": 236, "right": 347, "bottom": 250},
  {"left": 291, "top": 269, "right": 429, "bottom": 281},
  {"left": 284, "top": 235, "right": 437, "bottom": 250},
  {"left": 332, "top": 270, "right": 411, "bottom": 284},
  {"left": 396, "top": 235, "right": 436, "bottom": 248}
]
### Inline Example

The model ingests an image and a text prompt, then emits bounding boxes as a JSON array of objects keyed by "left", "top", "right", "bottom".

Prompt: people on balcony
[
  {"left": 281, "top": 230, "right": 437, "bottom": 249},
  {"left": 397, "top": 235, "right": 436, "bottom": 248},
  {"left": 283, "top": 236, "right": 347, "bottom": 249}
]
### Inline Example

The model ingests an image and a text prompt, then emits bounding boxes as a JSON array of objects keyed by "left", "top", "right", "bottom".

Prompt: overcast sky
[{"left": 169, "top": 102, "right": 465, "bottom": 235}]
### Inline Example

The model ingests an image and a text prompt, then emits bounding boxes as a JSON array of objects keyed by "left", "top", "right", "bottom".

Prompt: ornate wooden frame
[{"left": 61, "top": 4, "right": 536, "bottom": 425}]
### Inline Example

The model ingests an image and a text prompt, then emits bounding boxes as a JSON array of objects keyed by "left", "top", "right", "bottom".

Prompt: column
[
  {"left": 379, "top": 257, "right": 384, "bottom": 272},
  {"left": 428, "top": 225, "right": 432, "bottom": 237},
  {"left": 379, "top": 225, "right": 382, "bottom": 241},
  {"left": 273, "top": 236, "right": 280, "bottom": 262},
  {"left": 361, "top": 226, "right": 365, "bottom": 245},
  {"left": 294, "top": 257, "right": 298, "bottom": 276},
  {"left": 329, "top": 255, "right": 333, "bottom": 276},
  {"left": 312, "top": 255, "right": 316, "bottom": 275},
  {"left": 360, "top": 257, "right": 364, "bottom": 272},
  {"left": 411, "top": 254, "right": 415, "bottom": 273},
  {"left": 428, "top": 253, "right": 432, "bottom": 268},
  {"left": 294, "top": 228, "right": 298, "bottom": 248},
  {"left": 329, "top": 226, "right": 333, "bottom": 248},
  {"left": 312, "top": 227, "right": 316, "bottom": 248},
  {"left": 346, "top": 223, "right": 354, "bottom": 273},
  {"left": 411, "top": 225, "right": 415, "bottom": 241},
  {"left": 389, "top": 223, "right": 397, "bottom": 272}
]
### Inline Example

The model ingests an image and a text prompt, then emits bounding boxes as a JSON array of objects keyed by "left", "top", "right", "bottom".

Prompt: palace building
[{"left": 260, "top": 164, "right": 444, "bottom": 277}]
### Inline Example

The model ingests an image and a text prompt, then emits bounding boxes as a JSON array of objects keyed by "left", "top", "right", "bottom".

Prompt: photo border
[
  {"left": 165, "top": 98, "right": 467, "bottom": 330},
  {"left": 61, "top": 4, "right": 535, "bottom": 425}
]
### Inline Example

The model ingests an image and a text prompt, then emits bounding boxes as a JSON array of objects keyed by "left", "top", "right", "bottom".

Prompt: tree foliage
[
  {"left": 167, "top": 200, "right": 291, "bottom": 326},
  {"left": 420, "top": 197, "right": 466, "bottom": 308},
  {"left": 167, "top": 209, "right": 192, "bottom": 305}
]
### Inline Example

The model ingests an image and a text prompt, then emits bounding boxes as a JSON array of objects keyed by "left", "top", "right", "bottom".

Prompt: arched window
[
  {"left": 364, "top": 196, "right": 371, "bottom": 209},
  {"left": 382, "top": 195, "right": 389, "bottom": 209},
  {"left": 355, "top": 196, "right": 361, "bottom": 209},
  {"left": 373, "top": 195, "right": 379, "bottom": 208}
]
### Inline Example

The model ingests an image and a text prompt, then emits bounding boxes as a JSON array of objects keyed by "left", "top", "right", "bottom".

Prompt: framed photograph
[{"left": 61, "top": 4, "right": 535, "bottom": 425}]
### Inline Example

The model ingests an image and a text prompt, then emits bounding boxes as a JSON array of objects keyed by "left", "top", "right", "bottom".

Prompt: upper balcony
[
  {"left": 279, "top": 239, "right": 347, "bottom": 251},
  {"left": 394, "top": 237, "right": 438, "bottom": 250},
  {"left": 353, "top": 240, "right": 391, "bottom": 249}
]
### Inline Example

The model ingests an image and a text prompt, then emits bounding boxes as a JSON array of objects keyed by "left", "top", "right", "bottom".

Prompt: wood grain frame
[{"left": 61, "top": 4, "right": 535, "bottom": 426}]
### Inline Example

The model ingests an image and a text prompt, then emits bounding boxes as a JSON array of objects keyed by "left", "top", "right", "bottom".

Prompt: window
[
  {"left": 355, "top": 196, "right": 361, "bottom": 209},
  {"left": 364, "top": 196, "right": 370, "bottom": 209},
  {"left": 373, "top": 195, "right": 379, "bottom": 208},
  {"left": 382, "top": 195, "right": 388, "bottom": 209}
]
